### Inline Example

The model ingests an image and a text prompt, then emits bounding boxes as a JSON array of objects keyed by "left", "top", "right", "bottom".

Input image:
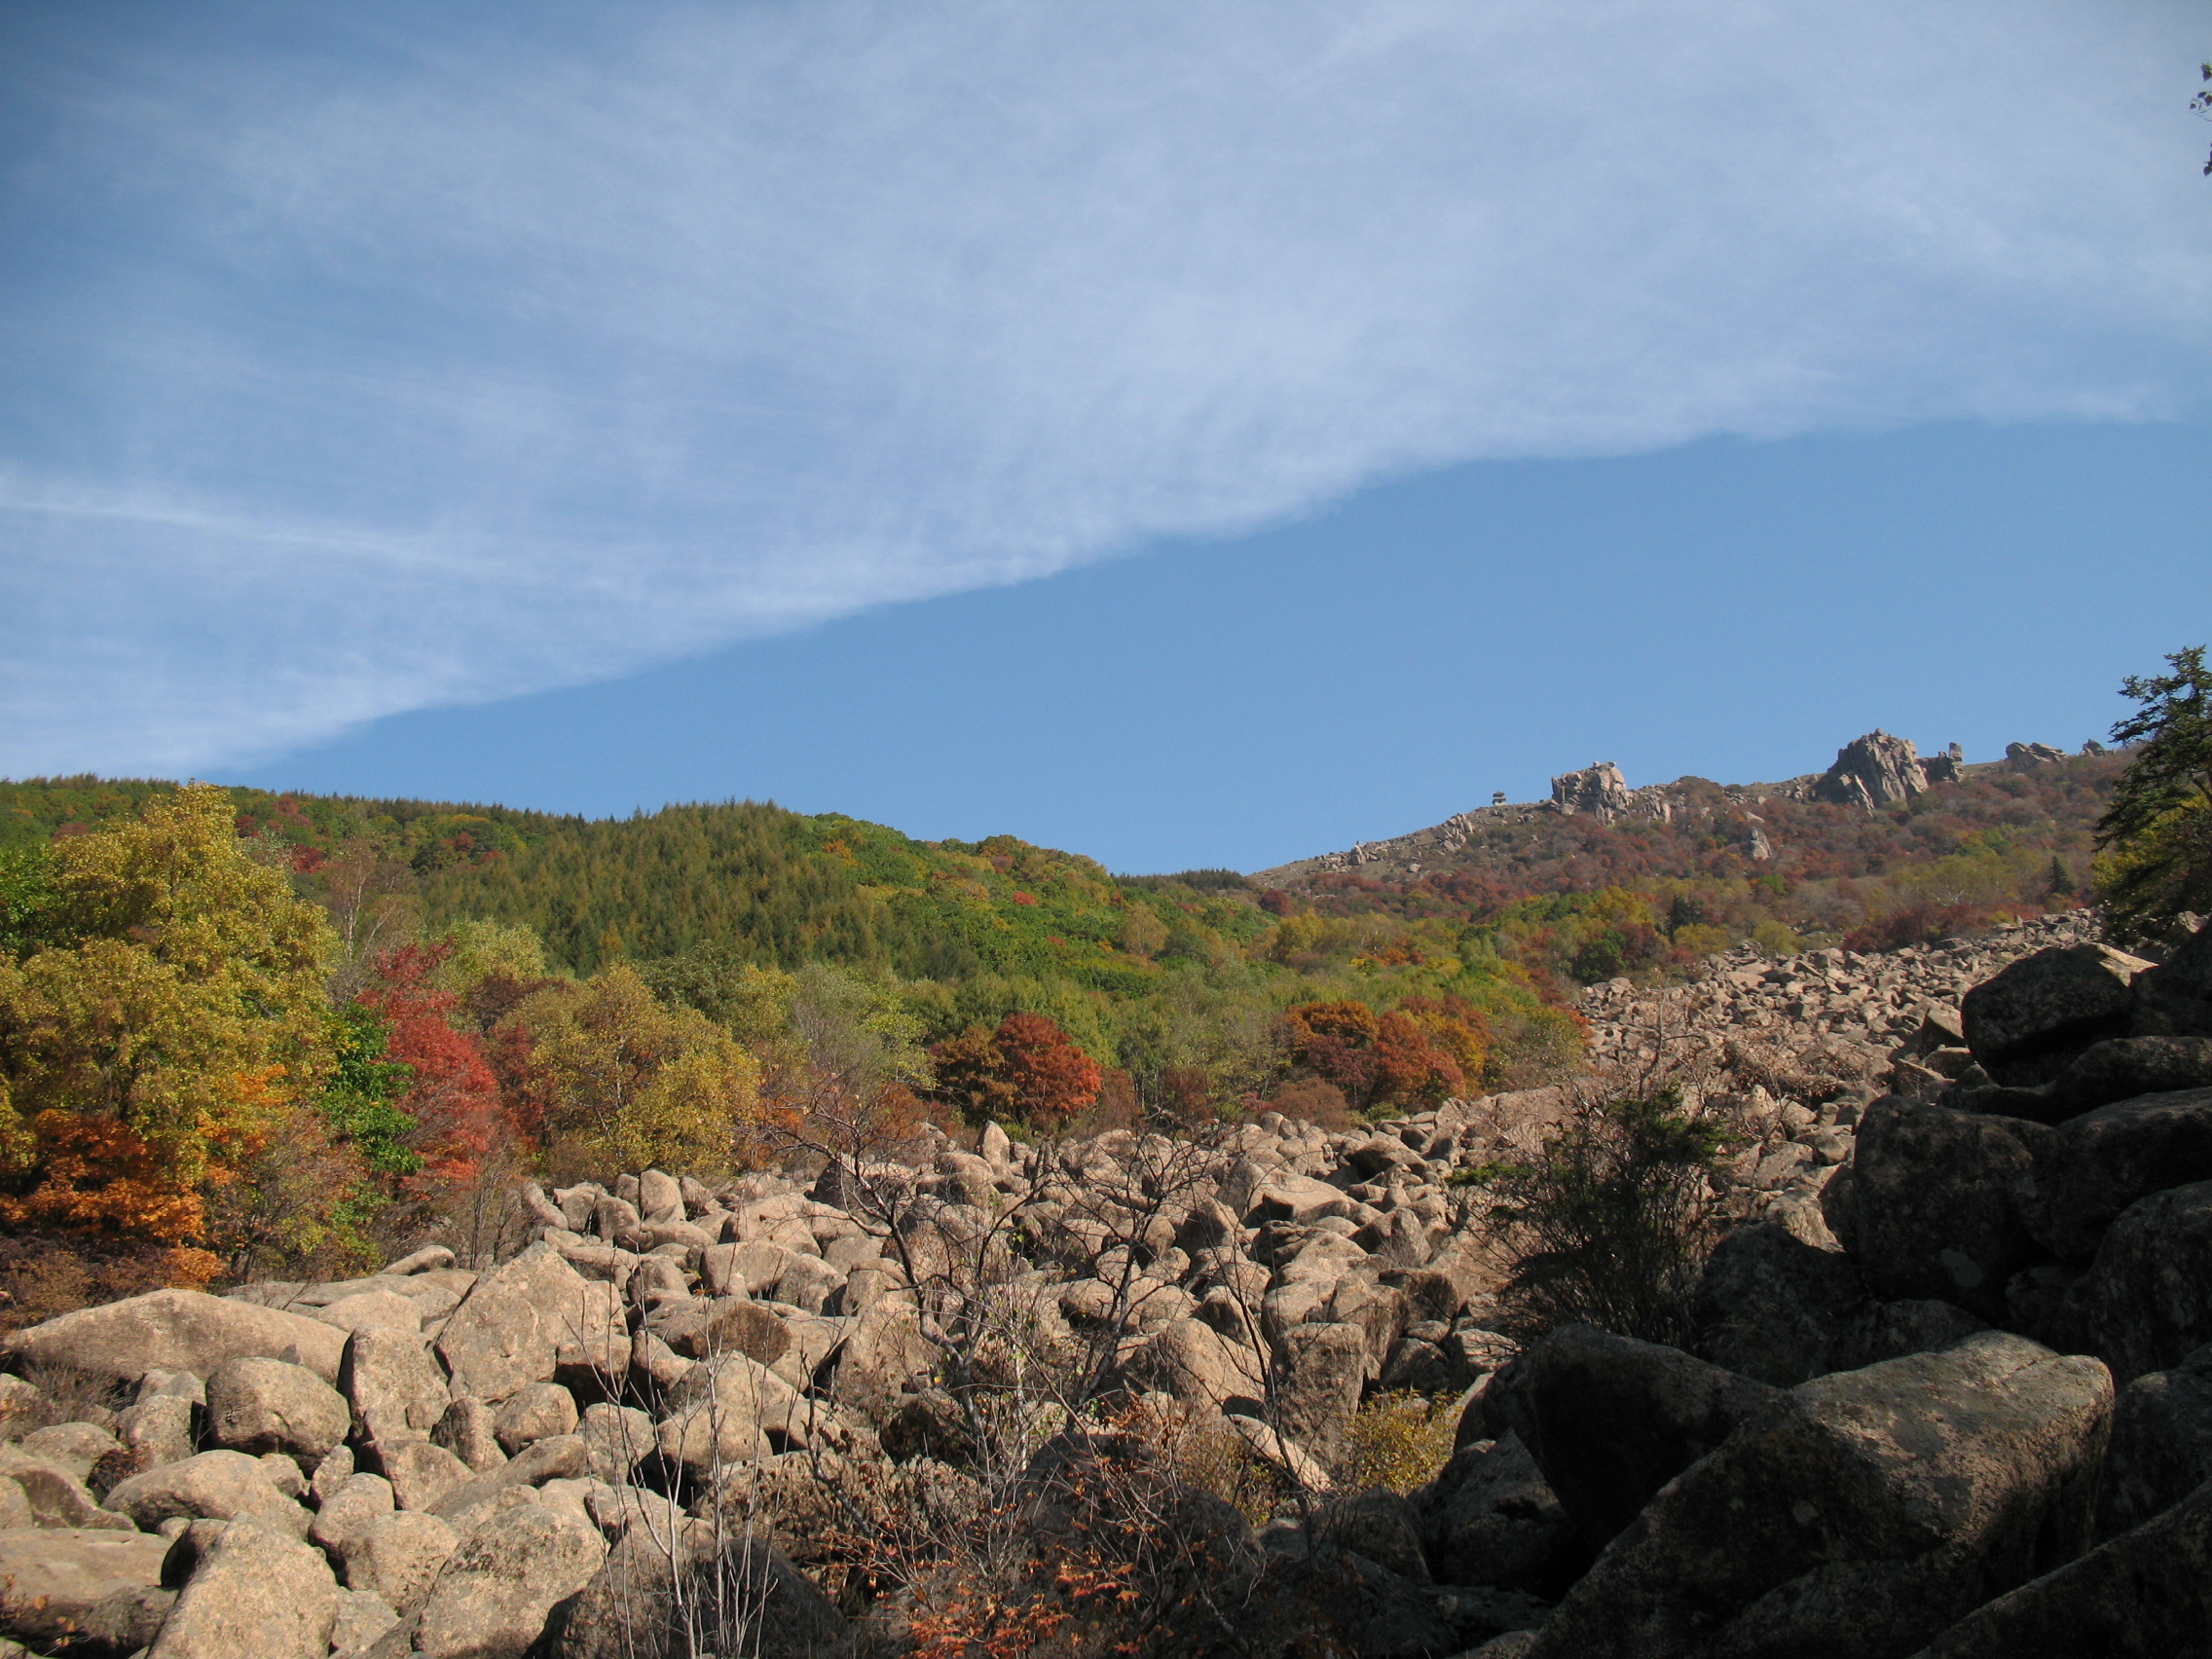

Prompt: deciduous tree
[
  {"left": 514, "top": 963, "right": 760, "bottom": 1176},
  {"left": 0, "top": 784, "right": 334, "bottom": 1243}
]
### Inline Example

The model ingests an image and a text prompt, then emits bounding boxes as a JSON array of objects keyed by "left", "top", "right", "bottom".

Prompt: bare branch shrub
[{"left": 1473, "top": 1082, "right": 1741, "bottom": 1348}]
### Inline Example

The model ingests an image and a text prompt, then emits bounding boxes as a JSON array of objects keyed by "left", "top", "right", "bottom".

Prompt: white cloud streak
[{"left": 3, "top": 0, "right": 2207, "bottom": 773}]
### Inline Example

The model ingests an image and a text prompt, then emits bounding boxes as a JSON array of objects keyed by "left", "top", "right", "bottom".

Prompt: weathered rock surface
[
  {"left": 1483, "top": 1323, "right": 1783, "bottom": 1548},
  {"left": 493, "top": 1380, "right": 579, "bottom": 1453},
  {"left": 0, "top": 1440, "right": 137, "bottom": 1530},
  {"left": 1961, "top": 944, "right": 2150, "bottom": 1088},
  {"left": 2096, "top": 1343, "right": 2212, "bottom": 1540},
  {"left": 1909, "top": 1474, "right": 2212, "bottom": 1659},
  {"left": 415, "top": 1499, "right": 606, "bottom": 1659},
  {"left": 1274, "top": 1322, "right": 1369, "bottom": 1465},
  {"left": 2071, "top": 1179, "right": 2212, "bottom": 1383},
  {"left": 1830, "top": 1098, "right": 2046, "bottom": 1323},
  {"left": 2023, "top": 1086, "right": 2212, "bottom": 1263},
  {"left": 1813, "top": 730, "right": 1929, "bottom": 812},
  {"left": 342, "top": 1324, "right": 452, "bottom": 1452},
  {"left": 104, "top": 1449, "right": 313, "bottom": 1536},
  {"left": 1, "top": 1287, "right": 347, "bottom": 1383},
  {"left": 435, "top": 1243, "right": 625, "bottom": 1404},
  {"left": 1524, "top": 1334, "right": 2113, "bottom": 1659},
  {"left": 345, "top": 1509, "right": 459, "bottom": 1615},
  {"left": 1412, "top": 1432, "right": 1588, "bottom": 1598},
  {"left": 1694, "top": 1223, "right": 1984, "bottom": 1386},
  {"left": 309, "top": 1471, "right": 394, "bottom": 1560},
  {"left": 204, "top": 1355, "right": 351, "bottom": 1461},
  {"left": 0, "top": 1528, "right": 170, "bottom": 1649},
  {"left": 148, "top": 1516, "right": 340, "bottom": 1659},
  {"left": 548, "top": 1524, "right": 850, "bottom": 1659}
]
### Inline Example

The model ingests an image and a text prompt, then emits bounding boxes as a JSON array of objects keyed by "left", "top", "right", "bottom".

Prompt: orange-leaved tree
[
  {"left": 1277, "top": 996, "right": 1469, "bottom": 1113},
  {"left": 0, "top": 784, "right": 336, "bottom": 1269},
  {"left": 930, "top": 1012, "right": 1101, "bottom": 1129}
]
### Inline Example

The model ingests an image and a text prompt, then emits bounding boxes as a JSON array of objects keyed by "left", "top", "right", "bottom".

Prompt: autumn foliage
[
  {"left": 1274, "top": 994, "right": 1481, "bottom": 1112},
  {"left": 930, "top": 1013, "right": 1103, "bottom": 1129},
  {"left": 357, "top": 943, "right": 510, "bottom": 1187}
]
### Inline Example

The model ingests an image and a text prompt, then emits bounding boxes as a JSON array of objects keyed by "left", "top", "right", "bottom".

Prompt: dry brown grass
[{"left": 0, "top": 1235, "right": 220, "bottom": 1335}]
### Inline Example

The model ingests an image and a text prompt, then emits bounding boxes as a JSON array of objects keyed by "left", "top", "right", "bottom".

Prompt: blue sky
[{"left": 4, "top": 2, "right": 2209, "bottom": 871}]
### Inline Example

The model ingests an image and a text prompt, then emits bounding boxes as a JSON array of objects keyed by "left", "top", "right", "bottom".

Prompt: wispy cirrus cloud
[{"left": 3, "top": 0, "right": 2206, "bottom": 774}]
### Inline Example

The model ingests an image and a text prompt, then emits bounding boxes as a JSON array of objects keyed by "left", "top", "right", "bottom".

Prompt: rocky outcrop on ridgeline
[
  {"left": 1252, "top": 728, "right": 2110, "bottom": 892},
  {"left": 1, "top": 916, "right": 2209, "bottom": 1656},
  {"left": 1811, "top": 729, "right": 1930, "bottom": 811},
  {"left": 1545, "top": 762, "right": 1634, "bottom": 823}
]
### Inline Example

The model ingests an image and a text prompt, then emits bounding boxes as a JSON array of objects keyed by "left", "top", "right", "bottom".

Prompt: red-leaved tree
[
  {"left": 929, "top": 1014, "right": 1102, "bottom": 1129},
  {"left": 357, "top": 945, "right": 511, "bottom": 1188}
]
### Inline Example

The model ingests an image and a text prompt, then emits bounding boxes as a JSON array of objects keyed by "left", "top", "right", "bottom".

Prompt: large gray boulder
[
  {"left": 2023, "top": 1087, "right": 2212, "bottom": 1263},
  {"left": 2030, "top": 1037, "right": 2212, "bottom": 1121},
  {"left": 414, "top": 1498, "right": 606, "bottom": 1659},
  {"left": 380, "top": 1438, "right": 476, "bottom": 1511},
  {"left": 1694, "top": 1224, "right": 1984, "bottom": 1389},
  {"left": 341, "top": 1325, "right": 451, "bottom": 1452},
  {"left": 1694, "top": 1223, "right": 1872, "bottom": 1386},
  {"left": 1524, "top": 1333, "right": 2113, "bottom": 1659},
  {"left": 829, "top": 1301, "right": 935, "bottom": 1421},
  {"left": 2096, "top": 1344, "right": 2212, "bottom": 1539},
  {"left": 492, "top": 1382, "right": 579, "bottom": 1454},
  {"left": 1124, "top": 1316, "right": 1266, "bottom": 1414},
  {"left": 117, "top": 1391, "right": 199, "bottom": 1467},
  {"left": 1829, "top": 1098, "right": 2048, "bottom": 1323},
  {"left": 0, "top": 1441, "right": 137, "bottom": 1530},
  {"left": 0, "top": 1528, "right": 171, "bottom": 1650},
  {"left": 1909, "top": 1473, "right": 2212, "bottom": 1658},
  {"left": 2072, "top": 1180, "right": 2212, "bottom": 1383},
  {"left": 1412, "top": 1432, "right": 1589, "bottom": 1598},
  {"left": 309, "top": 1471, "right": 395, "bottom": 1560},
  {"left": 435, "top": 1243, "right": 626, "bottom": 1404},
  {"left": 1, "top": 1288, "right": 347, "bottom": 1383},
  {"left": 547, "top": 1523, "right": 850, "bottom": 1658},
  {"left": 2128, "top": 919, "right": 2212, "bottom": 1039},
  {"left": 1483, "top": 1323, "right": 1782, "bottom": 1549},
  {"left": 431, "top": 1397, "right": 506, "bottom": 1473},
  {"left": 645, "top": 1296, "right": 793, "bottom": 1365},
  {"left": 204, "top": 1355, "right": 351, "bottom": 1462},
  {"left": 147, "top": 1517, "right": 340, "bottom": 1659},
  {"left": 1273, "top": 1322, "right": 1369, "bottom": 1466},
  {"left": 654, "top": 1356, "right": 795, "bottom": 1481},
  {"left": 18, "top": 1420, "right": 120, "bottom": 1482},
  {"left": 1962, "top": 944, "right": 2150, "bottom": 1087},
  {"left": 104, "top": 1449, "right": 313, "bottom": 1536},
  {"left": 427, "top": 1435, "right": 592, "bottom": 1527},
  {"left": 344, "top": 1510, "right": 459, "bottom": 1615}
]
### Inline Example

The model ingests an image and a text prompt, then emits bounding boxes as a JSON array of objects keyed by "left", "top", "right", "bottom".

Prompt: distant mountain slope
[
  {"left": 0, "top": 778, "right": 1256, "bottom": 989},
  {"left": 0, "top": 727, "right": 2120, "bottom": 1035},
  {"left": 1249, "top": 734, "right": 2120, "bottom": 977}
]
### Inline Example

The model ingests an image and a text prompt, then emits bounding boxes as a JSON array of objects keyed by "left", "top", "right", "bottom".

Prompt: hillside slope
[{"left": 1249, "top": 732, "right": 2120, "bottom": 983}]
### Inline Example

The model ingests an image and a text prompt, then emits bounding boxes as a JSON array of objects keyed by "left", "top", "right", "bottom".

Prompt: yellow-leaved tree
[
  {"left": 0, "top": 783, "right": 336, "bottom": 1272},
  {"left": 514, "top": 963, "right": 760, "bottom": 1178}
]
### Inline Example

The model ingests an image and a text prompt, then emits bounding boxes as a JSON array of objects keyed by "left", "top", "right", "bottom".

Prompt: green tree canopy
[
  {"left": 0, "top": 783, "right": 336, "bottom": 1239},
  {"left": 2096, "top": 645, "right": 2212, "bottom": 944}
]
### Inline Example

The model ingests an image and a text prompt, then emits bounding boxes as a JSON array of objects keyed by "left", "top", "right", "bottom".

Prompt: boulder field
[{"left": 0, "top": 911, "right": 2206, "bottom": 1656}]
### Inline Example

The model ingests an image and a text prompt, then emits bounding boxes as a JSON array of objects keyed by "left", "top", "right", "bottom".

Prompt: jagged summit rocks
[
  {"left": 1813, "top": 729, "right": 1930, "bottom": 811},
  {"left": 1545, "top": 762, "right": 1633, "bottom": 823}
]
